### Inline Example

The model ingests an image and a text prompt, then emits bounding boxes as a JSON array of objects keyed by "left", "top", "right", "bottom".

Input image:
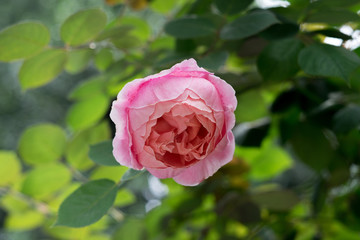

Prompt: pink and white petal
[
  {"left": 112, "top": 133, "right": 143, "bottom": 170},
  {"left": 172, "top": 131, "right": 235, "bottom": 186},
  {"left": 138, "top": 147, "right": 168, "bottom": 168},
  {"left": 207, "top": 74, "right": 237, "bottom": 112}
]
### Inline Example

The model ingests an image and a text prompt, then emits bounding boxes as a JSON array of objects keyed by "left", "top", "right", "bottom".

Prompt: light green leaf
[
  {"left": 0, "top": 151, "right": 21, "bottom": 186},
  {"left": 0, "top": 22, "right": 50, "bottom": 62},
  {"left": 298, "top": 44, "right": 360, "bottom": 82},
  {"left": 114, "top": 189, "right": 136, "bottom": 207},
  {"left": 90, "top": 166, "right": 128, "bottom": 182},
  {"left": 95, "top": 25, "right": 133, "bottom": 42},
  {"left": 56, "top": 179, "right": 117, "bottom": 227},
  {"left": 94, "top": 48, "right": 114, "bottom": 71},
  {"left": 65, "top": 48, "right": 93, "bottom": 74},
  {"left": 6, "top": 210, "right": 44, "bottom": 230},
  {"left": 66, "top": 94, "right": 109, "bottom": 131},
  {"left": 21, "top": 163, "right": 71, "bottom": 200},
  {"left": 89, "top": 140, "right": 118, "bottom": 166},
  {"left": 220, "top": 10, "right": 280, "bottom": 40},
  {"left": 61, "top": 9, "right": 107, "bottom": 46},
  {"left": 19, "top": 49, "right": 67, "bottom": 90},
  {"left": 66, "top": 121, "right": 111, "bottom": 170},
  {"left": 18, "top": 123, "right": 67, "bottom": 165},
  {"left": 68, "top": 76, "right": 106, "bottom": 101},
  {"left": 119, "top": 17, "right": 150, "bottom": 42},
  {"left": 165, "top": 16, "right": 217, "bottom": 39},
  {"left": 257, "top": 38, "right": 304, "bottom": 81}
]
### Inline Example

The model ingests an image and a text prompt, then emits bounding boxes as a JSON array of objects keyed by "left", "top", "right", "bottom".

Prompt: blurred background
[{"left": 1, "top": 0, "right": 360, "bottom": 239}]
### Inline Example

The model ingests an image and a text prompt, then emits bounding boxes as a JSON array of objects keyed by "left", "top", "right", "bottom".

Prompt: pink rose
[{"left": 110, "top": 59, "right": 237, "bottom": 186}]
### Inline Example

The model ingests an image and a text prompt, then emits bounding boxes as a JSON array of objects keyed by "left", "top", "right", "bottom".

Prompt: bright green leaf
[
  {"left": 65, "top": 48, "right": 93, "bottom": 74},
  {"left": 68, "top": 76, "right": 106, "bottom": 101},
  {"left": 6, "top": 210, "right": 44, "bottom": 230},
  {"left": 118, "top": 17, "right": 150, "bottom": 42},
  {"left": 298, "top": 44, "right": 360, "bottom": 82},
  {"left": 215, "top": 0, "right": 253, "bottom": 15},
  {"left": 56, "top": 179, "right": 117, "bottom": 227},
  {"left": 165, "top": 16, "right": 217, "bottom": 39},
  {"left": 19, "top": 49, "right": 67, "bottom": 90},
  {"left": 66, "top": 94, "right": 109, "bottom": 131},
  {"left": 0, "top": 22, "right": 50, "bottom": 62},
  {"left": 90, "top": 166, "right": 128, "bottom": 182},
  {"left": 95, "top": 25, "right": 133, "bottom": 42},
  {"left": 66, "top": 121, "right": 111, "bottom": 170},
  {"left": 89, "top": 140, "right": 118, "bottom": 166},
  {"left": 18, "top": 123, "right": 67, "bottom": 165},
  {"left": 61, "top": 9, "right": 107, "bottom": 46},
  {"left": 0, "top": 151, "right": 21, "bottom": 186},
  {"left": 114, "top": 189, "right": 136, "bottom": 207},
  {"left": 257, "top": 38, "right": 304, "bottom": 81},
  {"left": 21, "top": 163, "right": 71, "bottom": 200},
  {"left": 220, "top": 10, "right": 280, "bottom": 40}
]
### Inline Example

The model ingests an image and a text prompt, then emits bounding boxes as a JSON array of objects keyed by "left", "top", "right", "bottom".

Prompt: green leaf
[
  {"left": 214, "top": 0, "right": 253, "bottom": 15},
  {"left": 19, "top": 49, "right": 67, "bottom": 90},
  {"left": 197, "top": 51, "right": 229, "bottom": 71},
  {"left": 68, "top": 76, "right": 106, "bottom": 100},
  {"left": 0, "top": 151, "right": 21, "bottom": 186},
  {"left": 257, "top": 38, "right": 304, "bottom": 81},
  {"left": 21, "top": 163, "right": 71, "bottom": 200},
  {"left": 94, "top": 48, "right": 114, "bottom": 71},
  {"left": 95, "top": 25, "right": 134, "bottom": 42},
  {"left": 90, "top": 166, "right": 128, "bottom": 182},
  {"left": 111, "top": 35, "right": 142, "bottom": 50},
  {"left": 114, "top": 189, "right": 136, "bottom": 207},
  {"left": 6, "top": 210, "right": 44, "bottom": 230},
  {"left": 165, "top": 16, "right": 217, "bottom": 39},
  {"left": 298, "top": 44, "right": 360, "bottom": 82},
  {"left": 121, "top": 169, "right": 146, "bottom": 182},
  {"left": 56, "top": 179, "right": 117, "bottom": 227},
  {"left": 220, "top": 10, "right": 280, "bottom": 40},
  {"left": 118, "top": 17, "right": 150, "bottom": 42},
  {"left": 0, "top": 22, "right": 50, "bottom": 62},
  {"left": 310, "top": 29, "right": 352, "bottom": 40},
  {"left": 89, "top": 140, "right": 118, "bottom": 166},
  {"left": 66, "top": 121, "right": 111, "bottom": 171},
  {"left": 306, "top": 9, "right": 360, "bottom": 25},
  {"left": 66, "top": 94, "right": 109, "bottom": 131},
  {"left": 18, "top": 123, "right": 67, "bottom": 165},
  {"left": 65, "top": 49, "right": 93, "bottom": 74},
  {"left": 333, "top": 105, "right": 360, "bottom": 134},
  {"left": 61, "top": 9, "right": 107, "bottom": 46},
  {"left": 251, "top": 190, "right": 300, "bottom": 211}
]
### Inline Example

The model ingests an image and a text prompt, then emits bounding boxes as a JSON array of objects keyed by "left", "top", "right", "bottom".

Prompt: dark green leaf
[
  {"left": 307, "top": 9, "right": 360, "bottom": 25},
  {"left": 121, "top": 169, "right": 146, "bottom": 182},
  {"left": 19, "top": 49, "right": 67, "bottom": 90},
  {"left": 197, "top": 51, "right": 228, "bottom": 71},
  {"left": 252, "top": 190, "right": 300, "bottom": 211},
  {"left": 89, "top": 140, "right": 118, "bottom": 166},
  {"left": 61, "top": 9, "right": 107, "bottom": 46},
  {"left": 220, "top": 10, "right": 280, "bottom": 40},
  {"left": 333, "top": 105, "right": 360, "bottom": 134},
  {"left": 0, "top": 22, "right": 50, "bottom": 62},
  {"left": 233, "top": 118, "right": 270, "bottom": 147},
  {"left": 298, "top": 44, "right": 360, "bottom": 82},
  {"left": 214, "top": 0, "right": 253, "bottom": 15},
  {"left": 260, "top": 23, "right": 299, "bottom": 40},
  {"left": 310, "top": 29, "right": 352, "bottom": 40},
  {"left": 257, "top": 38, "right": 304, "bottom": 81},
  {"left": 165, "top": 16, "right": 217, "bottom": 39},
  {"left": 56, "top": 179, "right": 117, "bottom": 227}
]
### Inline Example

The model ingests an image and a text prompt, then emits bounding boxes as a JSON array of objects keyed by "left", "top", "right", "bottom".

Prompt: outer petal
[{"left": 172, "top": 131, "right": 235, "bottom": 186}]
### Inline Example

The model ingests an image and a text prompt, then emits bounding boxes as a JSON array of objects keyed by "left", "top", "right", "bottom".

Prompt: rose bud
[{"left": 110, "top": 59, "right": 237, "bottom": 186}]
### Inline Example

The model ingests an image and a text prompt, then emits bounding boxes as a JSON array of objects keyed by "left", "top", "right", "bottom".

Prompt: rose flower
[{"left": 110, "top": 59, "right": 237, "bottom": 186}]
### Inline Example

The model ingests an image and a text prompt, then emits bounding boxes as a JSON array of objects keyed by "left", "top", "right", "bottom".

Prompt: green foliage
[
  {"left": 2, "top": 0, "right": 360, "bottom": 239},
  {"left": 61, "top": 9, "right": 107, "bottom": 46},
  {"left": 18, "top": 123, "right": 67, "bottom": 165},
  {"left": 0, "top": 22, "right": 49, "bottom": 62},
  {"left": 19, "top": 49, "right": 67, "bottom": 90},
  {"left": 56, "top": 179, "right": 117, "bottom": 227}
]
